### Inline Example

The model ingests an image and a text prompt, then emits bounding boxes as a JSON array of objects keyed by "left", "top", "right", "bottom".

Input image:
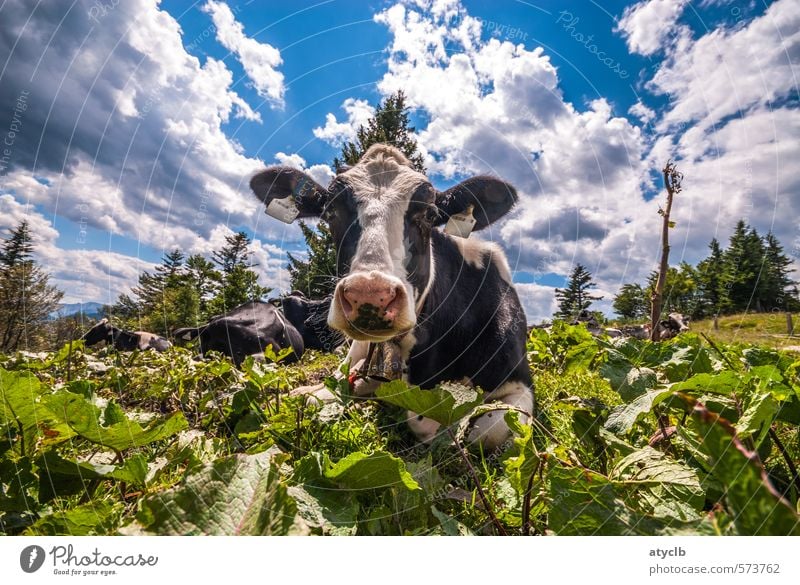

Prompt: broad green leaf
[
  {"left": 288, "top": 484, "right": 358, "bottom": 536},
  {"left": 431, "top": 506, "right": 474, "bottom": 535},
  {"left": 290, "top": 453, "right": 358, "bottom": 535},
  {"left": 0, "top": 369, "right": 50, "bottom": 455},
  {"left": 36, "top": 451, "right": 149, "bottom": 502},
  {"left": 563, "top": 340, "right": 600, "bottom": 372},
  {"left": 611, "top": 446, "right": 703, "bottom": 521},
  {"left": 690, "top": 402, "right": 800, "bottom": 535},
  {"left": 735, "top": 391, "right": 779, "bottom": 446},
  {"left": 132, "top": 448, "right": 305, "bottom": 535},
  {"left": 42, "top": 392, "right": 187, "bottom": 452},
  {"left": 548, "top": 466, "right": 684, "bottom": 535},
  {"left": 24, "top": 501, "right": 119, "bottom": 536},
  {"left": 661, "top": 345, "right": 713, "bottom": 382},
  {"left": 751, "top": 365, "right": 792, "bottom": 401},
  {"left": 671, "top": 371, "right": 746, "bottom": 396},
  {"left": 618, "top": 367, "right": 658, "bottom": 401},
  {"left": 324, "top": 451, "right": 420, "bottom": 491},
  {"left": 604, "top": 388, "right": 674, "bottom": 435},
  {"left": 375, "top": 380, "right": 483, "bottom": 426},
  {"left": 502, "top": 410, "right": 539, "bottom": 495}
]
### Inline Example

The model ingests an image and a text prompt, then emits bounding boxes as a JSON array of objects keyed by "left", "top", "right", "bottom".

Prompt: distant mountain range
[{"left": 50, "top": 302, "right": 105, "bottom": 320}]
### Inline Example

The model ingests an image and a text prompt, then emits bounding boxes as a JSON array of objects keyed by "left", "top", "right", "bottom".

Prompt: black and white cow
[
  {"left": 250, "top": 143, "right": 533, "bottom": 450},
  {"left": 81, "top": 319, "right": 172, "bottom": 352},
  {"left": 655, "top": 312, "right": 690, "bottom": 340},
  {"left": 173, "top": 300, "right": 304, "bottom": 366},
  {"left": 269, "top": 291, "right": 345, "bottom": 353},
  {"left": 620, "top": 324, "right": 651, "bottom": 340}
]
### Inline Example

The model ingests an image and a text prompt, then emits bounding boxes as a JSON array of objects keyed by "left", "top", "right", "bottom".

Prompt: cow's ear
[
  {"left": 173, "top": 327, "right": 201, "bottom": 341},
  {"left": 434, "top": 176, "right": 518, "bottom": 231},
  {"left": 436, "top": 176, "right": 518, "bottom": 230},
  {"left": 250, "top": 167, "right": 328, "bottom": 222}
]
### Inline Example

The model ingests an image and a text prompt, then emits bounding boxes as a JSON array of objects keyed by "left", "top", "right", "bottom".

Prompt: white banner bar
[{"left": 1, "top": 536, "right": 798, "bottom": 584}]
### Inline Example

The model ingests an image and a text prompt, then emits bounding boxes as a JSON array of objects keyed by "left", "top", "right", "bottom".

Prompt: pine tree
[
  {"left": 184, "top": 254, "right": 221, "bottom": 319},
  {"left": 334, "top": 91, "right": 425, "bottom": 173},
  {"left": 554, "top": 264, "right": 602, "bottom": 320},
  {"left": 695, "top": 238, "right": 726, "bottom": 318},
  {"left": 207, "top": 231, "right": 271, "bottom": 314},
  {"left": 612, "top": 283, "right": 647, "bottom": 321},
  {"left": 722, "top": 221, "right": 765, "bottom": 312},
  {"left": 290, "top": 91, "right": 426, "bottom": 297},
  {"left": 0, "top": 221, "right": 64, "bottom": 352},
  {"left": 761, "top": 231, "right": 798, "bottom": 311},
  {"left": 287, "top": 222, "right": 338, "bottom": 298}
]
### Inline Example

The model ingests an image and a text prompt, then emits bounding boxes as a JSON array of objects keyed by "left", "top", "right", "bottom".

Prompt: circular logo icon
[{"left": 20, "top": 545, "right": 46, "bottom": 573}]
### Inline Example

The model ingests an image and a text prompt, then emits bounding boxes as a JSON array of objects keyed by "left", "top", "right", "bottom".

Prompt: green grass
[{"left": 691, "top": 312, "right": 800, "bottom": 350}]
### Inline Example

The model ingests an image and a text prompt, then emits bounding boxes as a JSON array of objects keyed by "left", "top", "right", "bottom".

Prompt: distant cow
[
  {"left": 81, "top": 319, "right": 171, "bottom": 351},
  {"left": 620, "top": 324, "right": 651, "bottom": 340},
  {"left": 571, "top": 310, "right": 622, "bottom": 338},
  {"left": 173, "top": 300, "right": 304, "bottom": 366},
  {"left": 655, "top": 312, "right": 690, "bottom": 340},
  {"left": 269, "top": 291, "right": 345, "bottom": 352},
  {"left": 251, "top": 143, "right": 533, "bottom": 450}
]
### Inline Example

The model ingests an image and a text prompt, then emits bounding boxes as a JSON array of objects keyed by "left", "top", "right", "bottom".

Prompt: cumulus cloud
[
  {"left": 202, "top": 0, "right": 285, "bottom": 107},
  {"left": 648, "top": 0, "right": 800, "bottom": 133},
  {"left": 313, "top": 98, "right": 375, "bottom": 147},
  {"left": 0, "top": 0, "right": 298, "bottom": 303},
  {"left": 373, "top": 1, "right": 652, "bottom": 319},
  {"left": 368, "top": 0, "right": 799, "bottom": 321},
  {"left": 615, "top": 0, "right": 689, "bottom": 56},
  {"left": 0, "top": 196, "right": 154, "bottom": 304},
  {"left": 274, "top": 152, "right": 335, "bottom": 187}
]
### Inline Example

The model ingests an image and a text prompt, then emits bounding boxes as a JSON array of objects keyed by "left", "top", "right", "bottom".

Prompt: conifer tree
[
  {"left": 0, "top": 221, "right": 64, "bottom": 352},
  {"left": 207, "top": 231, "right": 271, "bottom": 314},
  {"left": 695, "top": 238, "right": 726, "bottom": 318},
  {"left": 554, "top": 264, "right": 602, "bottom": 320},
  {"left": 612, "top": 283, "right": 647, "bottom": 321},
  {"left": 722, "top": 221, "right": 765, "bottom": 312}
]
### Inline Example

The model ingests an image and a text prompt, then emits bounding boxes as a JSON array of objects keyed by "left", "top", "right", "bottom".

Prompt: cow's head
[
  {"left": 251, "top": 144, "right": 518, "bottom": 342},
  {"left": 668, "top": 313, "right": 690, "bottom": 333},
  {"left": 81, "top": 318, "right": 114, "bottom": 346}
]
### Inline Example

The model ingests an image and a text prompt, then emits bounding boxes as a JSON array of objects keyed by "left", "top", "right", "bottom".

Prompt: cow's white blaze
[{"left": 328, "top": 145, "right": 428, "bottom": 340}]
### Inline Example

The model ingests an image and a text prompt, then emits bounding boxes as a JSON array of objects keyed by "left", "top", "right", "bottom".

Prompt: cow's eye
[{"left": 425, "top": 206, "right": 440, "bottom": 224}]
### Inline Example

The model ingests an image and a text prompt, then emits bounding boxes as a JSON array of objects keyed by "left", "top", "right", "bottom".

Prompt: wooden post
[
  {"left": 713, "top": 315, "right": 719, "bottom": 331},
  {"left": 787, "top": 312, "right": 794, "bottom": 336},
  {"left": 650, "top": 161, "right": 683, "bottom": 341}
]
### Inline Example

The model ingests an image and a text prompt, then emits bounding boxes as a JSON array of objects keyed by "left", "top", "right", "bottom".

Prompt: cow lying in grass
[
  {"left": 173, "top": 294, "right": 343, "bottom": 366},
  {"left": 81, "top": 319, "right": 171, "bottom": 351},
  {"left": 251, "top": 143, "right": 533, "bottom": 450}
]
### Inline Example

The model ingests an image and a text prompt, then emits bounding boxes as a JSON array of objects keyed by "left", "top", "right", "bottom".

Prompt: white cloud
[
  {"left": 648, "top": 0, "right": 800, "bottom": 134},
  {"left": 370, "top": 0, "right": 800, "bottom": 322},
  {"left": 629, "top": 100, "right": 656, "bottom": 125},
  {"left": 313, "top": 98, "right": 375, "bottom": 147},
  {"left": 373, "top": 1, "right": 653, "bottom": 321},
  {"left": 0, "top": 196, "right": 154, "bottom": 304},
  {"left": 514, "top": 283, "right": 558, "bottom": 324},
  {"left": 202, "top": 1, "right": 285, "bottom": 107},
  {"left": 0, "top": 0, "right": 300, "bottom": 303},
  {"left": 615, "top": 0, "right": 689, "bottom": 56},
  {"left": 273, "top": 153, "right": 335, "bottom": 188}
]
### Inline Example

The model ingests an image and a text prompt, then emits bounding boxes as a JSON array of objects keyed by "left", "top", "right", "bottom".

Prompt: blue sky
[{"left": 0, "top": 0, "right": 797, "bottom": 321}]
